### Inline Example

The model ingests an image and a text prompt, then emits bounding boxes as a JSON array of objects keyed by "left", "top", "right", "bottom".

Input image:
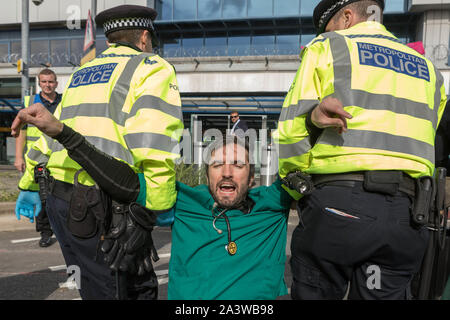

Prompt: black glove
[{"left": 101, "top": 202, "right": 159, "bottom": 275}]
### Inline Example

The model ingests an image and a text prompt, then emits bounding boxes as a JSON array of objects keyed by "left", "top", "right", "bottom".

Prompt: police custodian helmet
[
  {"left": 313, "top": 0, "right": 385, "bottom": 35},
  {"left": 95, "top": 5, "right": 160, "bottom": 47}
]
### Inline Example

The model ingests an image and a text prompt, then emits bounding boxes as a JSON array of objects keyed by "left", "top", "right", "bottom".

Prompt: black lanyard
[{"left": 212, "top": 203, "right": 237, "bottom": 255}]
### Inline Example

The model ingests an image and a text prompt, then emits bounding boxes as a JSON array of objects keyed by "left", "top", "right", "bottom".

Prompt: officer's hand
[
  {"left": 311, "top": 97, "right": 353, "bottom": 134},
  {"left": 11, "top": 103, "right": 63, "bottom": 138},
  {"left": 15, "top": 191, "right": 42, "bottom": 223}
]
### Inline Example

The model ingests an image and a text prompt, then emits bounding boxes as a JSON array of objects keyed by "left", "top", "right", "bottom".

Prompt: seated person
[{"left": 159, "top": 136, "right": 293, "bottom": 299}]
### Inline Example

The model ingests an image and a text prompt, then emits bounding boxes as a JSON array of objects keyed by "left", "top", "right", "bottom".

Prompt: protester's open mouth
[{"left": 218, "top": 182, "right": 236, "bottom": 194}]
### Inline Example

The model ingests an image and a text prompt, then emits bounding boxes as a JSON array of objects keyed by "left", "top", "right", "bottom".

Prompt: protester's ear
[{"left": 248, "top": 174, "right": 255, "bottom": 188}]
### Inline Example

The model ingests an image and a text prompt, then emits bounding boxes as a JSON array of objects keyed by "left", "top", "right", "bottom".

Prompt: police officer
[
  {"left": 15, "top": 68, "right": 61, "bottom": 247},
  {"left": 12, "top": 5, "right": 183, "bottom": 300},
  {"left": 276, "top": 0, "right": 447, "bottom": 299}
]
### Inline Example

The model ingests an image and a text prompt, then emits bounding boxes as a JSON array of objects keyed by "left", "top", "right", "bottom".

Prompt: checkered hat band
[
  {"left": 103, "top": 17, "right": 154, "bottom": 33},
  {"left": 319, "top": 0, "right": 351, "bottom": 29}
]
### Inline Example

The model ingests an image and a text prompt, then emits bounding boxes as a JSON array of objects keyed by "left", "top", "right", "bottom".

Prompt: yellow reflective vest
[
  {"left": 276, "top": 22, "right": 448, "bottom": 200},
  {"left": 19, "top": 44, "right": 184, "bottom": 211},
  {"left": 23, "top": 95, "right": 43, "bottom": 152}
]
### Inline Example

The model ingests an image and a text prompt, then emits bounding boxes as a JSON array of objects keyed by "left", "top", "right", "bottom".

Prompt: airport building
[{"left": 0, "top": 0, "right": 449, "bottom": 171}]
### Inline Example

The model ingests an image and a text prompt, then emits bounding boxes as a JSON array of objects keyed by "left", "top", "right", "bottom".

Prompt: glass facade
[
  {"left": 156, "top": 0, "right": 414, "bottom": 58},
  {"left": 0, "top": 0, "right": 414, "bottom": 63},
  {"left": 157, "top": 0, "right": 408, "bottom": 21},
  {"left": 0, "top": 28, "right": 108, "bottom": 67}
]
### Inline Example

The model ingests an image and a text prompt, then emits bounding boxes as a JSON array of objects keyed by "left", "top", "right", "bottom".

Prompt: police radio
[{"left": 34, "top": 163, "right": 50, "bottom": 203}]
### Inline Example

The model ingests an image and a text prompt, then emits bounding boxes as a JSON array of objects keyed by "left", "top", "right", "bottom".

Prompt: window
[
  {"left": 162, "top": 38, "right": 182, "bottom": 57},
  {"left": 174, "top": 0, "right": 197, "bottom": 20},
  {"left": 223, "top": 0, "right": 247, "bottom": 18},
  {"left": 252, "top": 35, "right": 275, "bottom": 55},
  {"left": 96, "top": 38, "right": 109, "bottom": 55},
  {"left": 276, "top": 35, "right": 300, "bottom": 55},
  {"left": 70, "top": 38, "right": 83, "bottom": 65},
  {"left": 182, "top": 37, "right": 204, "bottom": 57},
  {"left": 300, "top": 34, "right": 315, "bottom": 47},
  {"left": 228, "top": 36, "right": 250, "bottom": 56},
  {"left": 10, "top": 41, "right": 21, "bottom": 63},
  {"left": 50, "top": 39, "right": 69, "bottom": 67},
  {"left": 198, "top": 0, "right": 222, "bottom": 19},
  {"left": 248, "top": 0, "right": 272, "bottom": 17},
  {"left": 31, "top": 40, "right": 50, "bottom": 67},
  {"left": 384, "top": 0, "right": 405, "bottom": 13},
  {"left": 204, "top": 37, "right": 227, "bottom": 56},
  {"left": 274, "top": 0, "right": 299, "bottom": 16},
  {"left": 300, "top": 0, "right": 315, "bottom": 16},
  {"left": 159, "top": 0, "right": 174, "bottom": 20},
  {"left": 0, "top": 43, "right": 8, "bottom": 63}
]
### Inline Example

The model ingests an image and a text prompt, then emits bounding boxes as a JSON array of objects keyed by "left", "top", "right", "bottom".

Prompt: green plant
[
  {"left": 175, "top": 162, "right": 207, "bottom": 187},
  {"left": 0, "top": 190, "right": 19, "bottom": 202}
]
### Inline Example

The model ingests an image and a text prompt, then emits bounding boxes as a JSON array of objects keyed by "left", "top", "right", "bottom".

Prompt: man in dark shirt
[
  {"left": 230, "top": 110, "right": 248, "bottom": 137},
  {"left": 15, "top": 68, "right": 61, "bottom": 247}
]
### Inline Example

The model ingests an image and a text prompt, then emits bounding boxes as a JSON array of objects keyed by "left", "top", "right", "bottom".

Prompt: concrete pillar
[{"left": 416, "top": 10, "right": 450, "bottom": 68}]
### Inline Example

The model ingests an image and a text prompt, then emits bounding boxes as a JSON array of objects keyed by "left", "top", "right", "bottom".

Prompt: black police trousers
[
  {"left": 290, "top": 181, "right": 429, "bottom": 300},
  {"left": 46, "top": 194, "right": 157, "bottom": 300}
]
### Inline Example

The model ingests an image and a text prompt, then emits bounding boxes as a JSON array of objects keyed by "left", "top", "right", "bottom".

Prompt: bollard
[{"left": 260, "top": 145, "right": 277, "bottom": 186}]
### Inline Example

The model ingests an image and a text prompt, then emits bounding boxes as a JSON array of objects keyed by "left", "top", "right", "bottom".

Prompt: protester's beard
[{"left": 209, "top": 178, "right": 249, "bottom": 209}]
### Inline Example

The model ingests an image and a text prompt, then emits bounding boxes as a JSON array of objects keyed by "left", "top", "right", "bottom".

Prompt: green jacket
[{"left": 168, "top": 180, "right": 291, "bottom": 300}]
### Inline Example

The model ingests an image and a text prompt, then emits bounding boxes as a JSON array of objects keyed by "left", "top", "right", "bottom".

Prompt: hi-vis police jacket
[
  {"left": 276, "top": 21, "right": 447, "bottom": 200},
  {"left": 23, "top": 94, "right": 46, "bottom": 152},
  {"left": 19, "top": 44, "right": 184, "bottom": 211}
]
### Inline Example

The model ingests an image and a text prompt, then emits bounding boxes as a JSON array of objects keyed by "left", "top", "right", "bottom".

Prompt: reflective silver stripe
[
  {"left": 125, "top": 132, "right": 180, "bottom": 155},
  {"left": 342, "top": 89, "right": 438, "bottom": 124},
  {"left": 329, "top": 33, "right": 352, "bottom": 100},
  {"left": 59, "top": 96, "right": 183, "bottom": 125},
  {"left": 59, "top": 103, "right": 111, "bottom": 121},
  {"left": 109, "top": 52, "right": 154, "bottom": 117},
  {"left": 279, "top": 100, "right": 319, "bottom": 122},
  {"left": 84, "top": 136, "right": 134, "bottom": 164},
  {"left": 278, "top": 138, "right": 312, "bottom": 159},
  {"left": 41, "top": 133, "right": 134, "bottom": 164},
  {"left": 27, "top": 136, "right": 40, "bottom": 142},
  {"left": 318, "top": 129, "right": 435, "bottom": 164},
  {"left": 433, "top": 64, "right": 444, "bottom": 113},
  {"left": 27, "top": 148, "right": 49, "bottom": 163},
  {"left": 43, "top": 134, "right": 64, "bottom": 153},
  {"left": 326, "top": 32, "right": 439, "bottom": 127},
  {"left": 129, "top": 95, "right": 183, "bottom": 121}
]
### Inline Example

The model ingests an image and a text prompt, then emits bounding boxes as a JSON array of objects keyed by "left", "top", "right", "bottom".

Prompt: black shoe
[{"left": 39, "top": 234, "right": 53, "bottom": 248}]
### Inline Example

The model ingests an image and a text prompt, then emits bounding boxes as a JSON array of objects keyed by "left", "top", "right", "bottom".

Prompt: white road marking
[
  {"left": 49, "top": 265, "right": 67, "bottom": 272},
  {"left": 11, "top": 237, "right": 41, "bottom": 244},
  {"left": 11, "top": 236, "right": 56, "bottom": 244}
]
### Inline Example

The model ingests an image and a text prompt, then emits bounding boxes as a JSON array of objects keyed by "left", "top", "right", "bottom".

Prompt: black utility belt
[
  {"left": 48, "top": 178, "right": 73, "bottom": 203},
  {"left": 312, "top": 171, "right": 416, "bottom": 197}
]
